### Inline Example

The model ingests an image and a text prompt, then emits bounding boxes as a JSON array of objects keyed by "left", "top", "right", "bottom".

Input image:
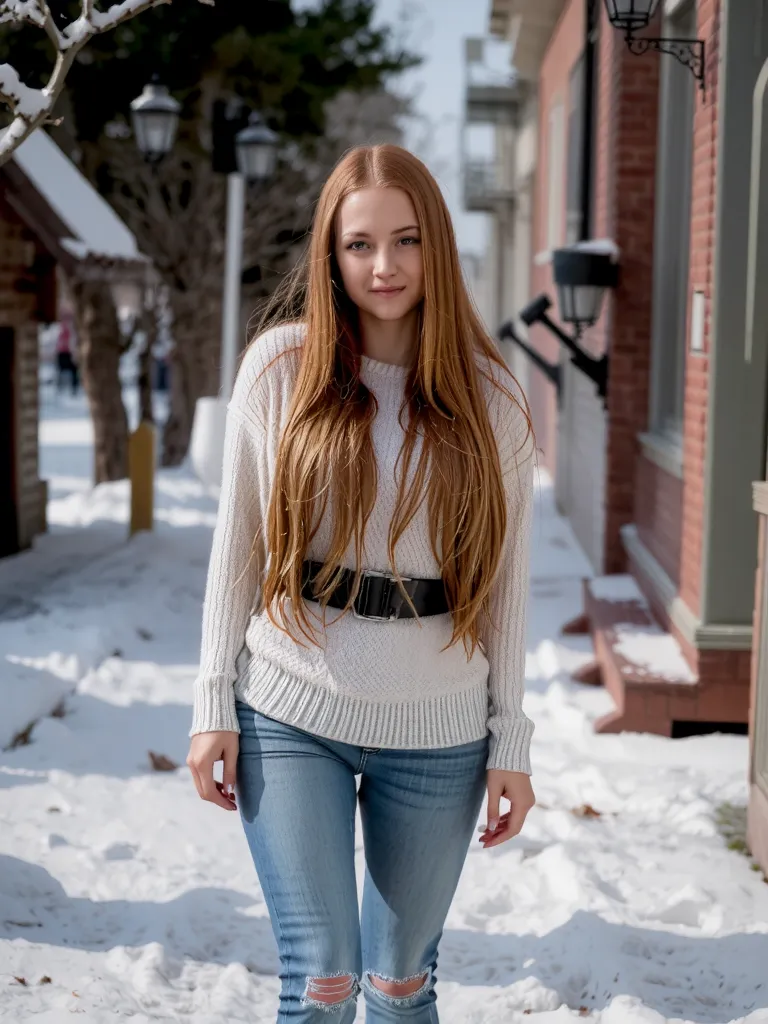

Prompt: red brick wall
[
  {"left": 528, "top": 0, "right": 586, "bottom": 477},
  {"left": 748, "top": 515, "right": 768, "bottom": 871},
  {"left": 603, "top": 27, "right": 660, "bottom": 572},
  {"left": 751, "top": 513, "right": 765, "bottom": 748},
  {"left": 528, "top": 2, "right": 720, "bottom": 595},
  {"left": 635, "top": 454, "right": 683, "bottom": 585},
  {"left": 531, "top": 2, "right": 659, "bottom": 570},
  {"left": 679, "top": 0, "right": 721, "bottom": 618}
]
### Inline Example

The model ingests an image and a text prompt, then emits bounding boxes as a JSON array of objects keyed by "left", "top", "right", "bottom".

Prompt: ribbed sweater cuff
[
  {"left": 190, "top": 676, "right": 240, "bottom": 736},
  {"left": 487, "top": 716, "right": 534, "bottom": 774}
]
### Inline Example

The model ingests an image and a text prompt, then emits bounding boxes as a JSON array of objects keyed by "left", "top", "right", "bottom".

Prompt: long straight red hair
[{"left": 251, "top": 144, "right": 533, "bottom": 654}]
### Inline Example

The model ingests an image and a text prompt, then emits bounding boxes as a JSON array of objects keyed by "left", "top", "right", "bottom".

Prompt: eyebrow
[{"left": 341, "top": 225, "right": 420, "bottom": 239}]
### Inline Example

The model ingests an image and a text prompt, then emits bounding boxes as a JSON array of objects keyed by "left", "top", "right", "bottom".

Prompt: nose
[{"left": 372, "top": 246, "right": 397, "bottom": 279}]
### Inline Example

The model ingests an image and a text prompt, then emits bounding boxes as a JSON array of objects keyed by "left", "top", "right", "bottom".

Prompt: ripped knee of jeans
[
  {"left": 365, "top": 966, "right": 433, "bottom": 1007},
  {"left": 303, "top": 972, "right": 360, "bottom": 1012}
]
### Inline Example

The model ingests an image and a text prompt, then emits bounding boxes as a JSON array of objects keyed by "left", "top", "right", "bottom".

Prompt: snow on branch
[
  {"left": 0, "top": 0, "right": 214, "bottom": 164},
  {"left": 0, "top": 1, "right": 46, "bottom": 28}
]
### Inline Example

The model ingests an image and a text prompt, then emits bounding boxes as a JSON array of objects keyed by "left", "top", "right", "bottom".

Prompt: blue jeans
[{"left": 235, "top": 699, "right": 488, "bottom": 1022}]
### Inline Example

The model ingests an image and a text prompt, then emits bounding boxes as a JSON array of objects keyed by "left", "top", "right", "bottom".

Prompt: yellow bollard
[{"left": 129, "top": 420, "right": 155, "bottom": 536}]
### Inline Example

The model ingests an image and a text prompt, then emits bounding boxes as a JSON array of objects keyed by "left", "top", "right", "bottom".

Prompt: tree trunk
[
  {"left": 137, "top": 301, "right": 156, "bottom": 425},
  {"left": 161, "top": 287, "right": 222, "bottom": 466},
  {"left": 68, "top": 276, "right": 129, "bottom": 484}
]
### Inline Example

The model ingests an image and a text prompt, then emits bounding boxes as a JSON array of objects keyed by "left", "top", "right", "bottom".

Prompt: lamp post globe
[
  {"left": 235, "top": 112, "right": 279, "bottom": 183},
  {"left": 130, "top": 79, "right": 181, "bottom": 164},
  {"left": 603, "top": 0, "right": 660, "bottom": 32}
]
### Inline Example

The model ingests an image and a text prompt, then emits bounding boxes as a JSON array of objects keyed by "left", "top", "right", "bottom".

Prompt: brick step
[{"left": 581, "top": 576, "right": 748, "bottom": 735}]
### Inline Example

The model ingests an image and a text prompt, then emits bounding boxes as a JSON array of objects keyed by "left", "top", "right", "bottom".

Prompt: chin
[{"left": 360, "top": 298, "right": 419, "bottom": 322}]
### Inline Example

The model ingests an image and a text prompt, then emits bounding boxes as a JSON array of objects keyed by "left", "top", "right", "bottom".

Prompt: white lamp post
[
  {"left": 130, "top": 84, "right": 279, "bottom": 487},
  {"left": 219, "top": 113, "right": 279, "bottom": 402}
]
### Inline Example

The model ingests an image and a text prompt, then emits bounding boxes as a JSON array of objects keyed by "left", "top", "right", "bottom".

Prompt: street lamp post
[
  {"left": 130, "top": 77, "right": 181, "bottom": 165},
  {"left": 219, "top": 112, "right": 278, "bottom": 402},
  {"left": 130, "top": 83, "right": 279, "bottom": 486}
]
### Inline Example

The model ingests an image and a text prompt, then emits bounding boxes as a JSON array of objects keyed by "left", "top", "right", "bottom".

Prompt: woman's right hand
[{"left": 186, "top": 731, "right": 240, "bottom": 811}]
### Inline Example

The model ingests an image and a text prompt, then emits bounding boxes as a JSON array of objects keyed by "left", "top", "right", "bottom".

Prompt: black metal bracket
[
  {"left": 624, "top": 33, "right": 705, "bottom": 93},
  {"left": 498, "top": 320, "right": 562, "bottom": 405},
  {"left": 518, "top": 294, "right": 609, "bottom": 405}
]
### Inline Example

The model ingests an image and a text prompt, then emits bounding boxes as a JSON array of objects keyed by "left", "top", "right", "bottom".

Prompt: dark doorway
[
  {"left": 0, "top": 327, "right": 19, "bottom": 558},
  {"left": 672, "top": 720, "right": 749, "bottom": 739}
]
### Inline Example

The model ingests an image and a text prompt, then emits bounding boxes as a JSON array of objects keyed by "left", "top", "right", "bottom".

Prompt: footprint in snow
[{"left": 102, "top": 842, "right": 138, "bottom": 861}]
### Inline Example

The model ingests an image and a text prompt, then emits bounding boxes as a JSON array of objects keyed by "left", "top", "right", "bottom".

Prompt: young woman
[{"left": 187, "top": 144, "right": 536, "bottom": 1023}]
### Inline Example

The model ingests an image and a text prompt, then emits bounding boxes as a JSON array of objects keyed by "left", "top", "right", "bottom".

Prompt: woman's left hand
[{"left": 479, "top": 769, "right": 535, "bottom": 849}]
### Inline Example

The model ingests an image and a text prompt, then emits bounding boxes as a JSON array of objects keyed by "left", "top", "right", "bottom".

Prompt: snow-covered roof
[{"left": 9, "top": 128, "right": 144, "bottom": 263}]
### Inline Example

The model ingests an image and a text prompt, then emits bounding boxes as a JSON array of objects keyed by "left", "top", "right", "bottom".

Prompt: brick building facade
[
  {"left": 481, "top": 0, "right": 768, "bottom": 873},
  {"left": 0, "top": 179, "right": 56, "bottom": 557},
  {"left": 1, "top": 128, "right": 146, "bottom": 559}
]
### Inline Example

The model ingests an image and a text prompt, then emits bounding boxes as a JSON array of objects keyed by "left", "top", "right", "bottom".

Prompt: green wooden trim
[{"left": 700, "top": 0, "right": 768, "bottom": 628}]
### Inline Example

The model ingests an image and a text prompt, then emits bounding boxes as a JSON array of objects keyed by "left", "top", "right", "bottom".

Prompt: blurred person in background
[
  {"left": 187, "top": 145, "right": 536, "bottom": 1022},
  {"left": 55, "top": 313, "right": 79, "bottom": 396}
]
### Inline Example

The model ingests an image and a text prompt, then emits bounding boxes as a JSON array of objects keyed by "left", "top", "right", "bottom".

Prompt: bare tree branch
[
  {"left": 0, "top": 0, "right": 213, "bottom": 164},
  {"left": 39, "top": 1, "right": 64, "bottom": 51}
]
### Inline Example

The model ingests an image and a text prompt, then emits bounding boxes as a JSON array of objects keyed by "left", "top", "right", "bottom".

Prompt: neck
[{"left": 358, "top": 307, "right": 419, "bottom": 367}]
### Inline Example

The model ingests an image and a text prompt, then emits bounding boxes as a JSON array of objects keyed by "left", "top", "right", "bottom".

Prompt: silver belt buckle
[{"left": 353, "top": 569, "right": 411, "bottom": 621}]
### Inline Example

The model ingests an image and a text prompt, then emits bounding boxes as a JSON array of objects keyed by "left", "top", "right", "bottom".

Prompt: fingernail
[
  {"left": 226, "top": 784, "right": 235, "bottom": 796},
  {"left": 489, "top": 818, "right": 499, "bottom": 831}
]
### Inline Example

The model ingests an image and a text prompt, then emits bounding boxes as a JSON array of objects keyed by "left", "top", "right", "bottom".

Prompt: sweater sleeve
[
  {"left": 189, "top": 404, "right": 265, "bottom": 736},
  {"left": 481, "top": 385, "right": 536, "bottom": 774}
]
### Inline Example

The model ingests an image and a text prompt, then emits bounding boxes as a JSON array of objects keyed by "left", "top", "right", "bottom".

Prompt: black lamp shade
[
  {"left": 603, "top": 0, "right": 660, "bottom": 32},
  {"left": 235, "top": 113, "right": 279, "bottom": 183},
  {"left": 130, "top": 81, "right": 180, "bottom": 163},
  {"left": 552, "top": 247, "right": 619, "bottom": 329}
]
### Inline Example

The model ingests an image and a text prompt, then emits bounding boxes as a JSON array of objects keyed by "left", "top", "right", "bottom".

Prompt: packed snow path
[{"left": 1, "top": 392, "right": 767, "bottom": 1023}]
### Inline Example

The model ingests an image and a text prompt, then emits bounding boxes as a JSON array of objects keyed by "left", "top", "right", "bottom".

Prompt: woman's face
[{"left": 334, "top": 186, "right": 425, "bottom": 324}]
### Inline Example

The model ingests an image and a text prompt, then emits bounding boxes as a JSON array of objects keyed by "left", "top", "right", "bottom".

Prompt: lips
[{"left": 370, "top": 287, "right": 405, "bottom": 295}]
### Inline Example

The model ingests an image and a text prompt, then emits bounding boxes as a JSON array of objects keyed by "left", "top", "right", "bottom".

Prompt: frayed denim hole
[
  {"left": 364, "top": 966, "right": 433, "bottom": 1007},
  {"left": 302, "top": 973, "right": 360, "bottom": 1013}
]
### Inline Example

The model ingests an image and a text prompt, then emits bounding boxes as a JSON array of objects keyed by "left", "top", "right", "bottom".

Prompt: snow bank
[{"left": 0, "top": 621, "right": 110, "bottom": 750}]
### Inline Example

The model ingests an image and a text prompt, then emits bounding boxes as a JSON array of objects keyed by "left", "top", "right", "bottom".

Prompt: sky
[
  {"left": 369, "top": 0, "right": 499, "bottom": 256},
  {"left": 297, "top": 0, "right": 511, "bottom": 257}
]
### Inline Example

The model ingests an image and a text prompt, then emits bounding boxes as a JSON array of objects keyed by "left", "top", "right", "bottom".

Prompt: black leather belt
[{"left": 301, "top": 560, "right": 449, "bottom": 621}]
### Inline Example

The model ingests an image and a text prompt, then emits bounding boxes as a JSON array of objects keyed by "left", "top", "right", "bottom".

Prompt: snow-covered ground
[{"left": 1, "top": 390, "right": 767, "bottom": 1023}]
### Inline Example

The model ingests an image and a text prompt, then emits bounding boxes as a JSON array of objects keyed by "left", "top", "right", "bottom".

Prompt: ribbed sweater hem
[
  {"left": 232, "top": 656, "right": 491, "bottom": 751},
  {"left": 190, "top": 659, "right": 534, "bottom": 774}
]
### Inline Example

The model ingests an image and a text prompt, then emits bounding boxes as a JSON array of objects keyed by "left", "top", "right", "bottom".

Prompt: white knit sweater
[{"left": 190, "top": 324, "right": 535, "bottom": 773}]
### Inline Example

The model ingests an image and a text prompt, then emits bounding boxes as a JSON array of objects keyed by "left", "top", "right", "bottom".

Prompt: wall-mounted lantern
[
  {"left": 601, "top": 0, "right": 705, "bottom": 92},
  {"left": 516, "top": 240, "right": 619, "bottom": 405},
  {"left": 551, "top": 243, "right": 619, "bottom": 333}
]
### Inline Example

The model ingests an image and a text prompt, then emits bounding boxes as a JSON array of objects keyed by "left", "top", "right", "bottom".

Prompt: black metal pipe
[
  {"left": 538, "top": 310, "right": 581, "bottom": 354},
  {"left": 581, "top": 0, "right": 598, "bottom": 241},
  {"left": 538, "top": 310, "right": 608, "bottom": 400},
  {"left": 498, "top": 321, "right": 562, "bottom": 398}
]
